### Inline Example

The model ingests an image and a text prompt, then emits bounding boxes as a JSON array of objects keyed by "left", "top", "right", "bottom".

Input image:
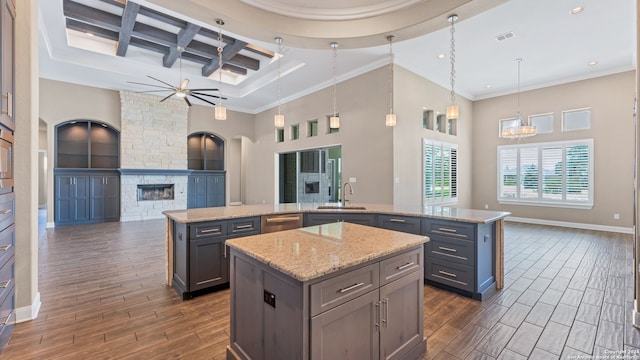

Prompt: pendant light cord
[
  {"left": 388, "top": 36, "right": 394, "bottom": 114},
  {"left": 217, "top": 23, "right": 224, "bottom": 107},
  {"left": 449, "top": 16, "right": 456, "bottom": 104},
  {"left": 276, "top": 38, "right": 283, "bottom": 116},
  {"left": 516, "top": 58, "right": 522, "bottom": 124},
  {"left": 331, "top": 43, "right": 338, "bottom": 117}
]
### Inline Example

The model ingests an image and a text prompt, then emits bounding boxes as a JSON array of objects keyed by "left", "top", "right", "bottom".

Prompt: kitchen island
[
  {"left": 225, "top": 221, "right": 428, "bottom": 360},
  {"left": 163, "top": 203, "right": 509, "bottom": 300}
]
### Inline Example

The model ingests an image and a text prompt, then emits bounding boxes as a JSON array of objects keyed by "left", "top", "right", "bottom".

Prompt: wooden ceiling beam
[
  {"left": 182, "top": 52, "right": 247, "bottom": 76},
  {"left": 131, "top": 22, "right": 177, "bottom": 49},
  {"left": 63, "top": 0, "right": 122, "bottom": 32},
  {"left": 66, "top": 18, "right": 119, "bottom": 41},
  {"left": 130, "top": 37, "right": 169, "bottom": 54},
  {"left": 116, "top": 1, "right": 140, "bottom": 56},
  {"left": 163, "top": 23, "right": 201, "bottom": 67},
  {"left": 202, "top": 39, "right": 248, "bottom": 77}
]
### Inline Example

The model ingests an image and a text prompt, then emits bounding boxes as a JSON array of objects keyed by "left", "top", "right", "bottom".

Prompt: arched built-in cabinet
[
  {"left": 54, "top": 120, "right": 120, "bottom": 225},
  {"left": 187, "top": 132, "right": 225, "bottom": 209}
]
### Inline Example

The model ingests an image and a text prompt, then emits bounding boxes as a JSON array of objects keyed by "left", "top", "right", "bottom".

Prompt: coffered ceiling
[{"left": 39, "top": 0, "right": 636, "bottom": 114}]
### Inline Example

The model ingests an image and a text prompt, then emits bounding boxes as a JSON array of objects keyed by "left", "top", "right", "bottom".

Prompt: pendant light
[
  {"left": 385, "top": 35, "right": 397, "bottom": 127},
  {"left": 446, "top": 14, "right": 459, "bottom": 120},
  {"left": 329, "top": 42, "right": 340, "bottom": 129},
  {"left": 501, "top": 58, "right": 536, "bottom": 138},
  {"left": 214, "top": 19, "right": 227, "bottom": 120},
  {"left": 274, "top": 37, "right": 285, "bottom": 128}
]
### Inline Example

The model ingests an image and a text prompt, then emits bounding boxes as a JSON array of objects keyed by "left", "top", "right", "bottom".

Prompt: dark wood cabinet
[
  {"left": 54, "top": 174, "right": 90, "bottom": 224},
  {"left": 0, "top": 0, "right": 14, "bottom": 351},
  {"left": 187, "top": 171, "right": 225, "bottom": 209},
  {"left": 173, "top": 217, "right": 260, "bottom": 299},
  {"left": 188, "top": 133, "right": 224, "bottom": 171},
  {"left": 55, "top": 171, "right": 120, "bottom": 225},
  {"left": 56, "top": 121, "right": 119, "bottom": 169},
  {"left": 90, "top": 175, "right": 120, "bottom": 221},
  {"left": 423, "top": 219, "right": 495, "bottom": 300}
]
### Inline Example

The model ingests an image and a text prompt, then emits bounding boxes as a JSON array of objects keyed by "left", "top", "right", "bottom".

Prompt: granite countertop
[
  {"left": 226, "top": 222, "right": 429, "bottom": 282},
  {"left": 163, "top": 203, "right": 510, "bottom": 224}
]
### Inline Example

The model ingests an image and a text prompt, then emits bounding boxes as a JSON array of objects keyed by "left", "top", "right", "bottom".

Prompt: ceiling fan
[{"left": 127, "top": 46, "right": 225, "bottom": 107}]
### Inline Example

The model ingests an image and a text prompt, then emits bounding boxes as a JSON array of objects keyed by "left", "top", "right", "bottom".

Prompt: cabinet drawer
[
  {"left": 227, "top": 217, "right": 261, "bottom": 237},
  {"left": 310, "top": 263, "right": 379, "bottom": 316},
  {"left": 0, "top": 224, "right": 13, "bottom": 270},
  {"left": 0, "top": 192, "right": 13, "bottom": 233},
  {"left": 423, "top": 219, "right": 474, "bottom": 240},
  {"left": 191, "top": 221, "right": 226, "bottom": 240},
  {"left": 425, "top": 258, "right": 474, "bottom": 292},
  {"left": 304, "top": 213, "right": 341, "bottom": 227},
  {"left": 0, "top": 282, "right": 14, "bottom": 349},
  {"left": 380, "top": 247, "right": 422, "bottom": 286},
  {"left": 0, "top": 255, "right": 13, "bottom": 305},
  {"left": 377, "top": 214, "right": 422, "bottom": 235},
  {"left": 427, "top": 235, "right": 474, "bottom": 266}
]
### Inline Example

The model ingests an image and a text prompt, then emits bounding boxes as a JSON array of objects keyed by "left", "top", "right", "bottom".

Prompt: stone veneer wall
[
  {"left": 119, "top": 91, "right": 189, "bottom": 221},
  {"left": 120, "top": 92, "right": 188, "bottom": 169}
]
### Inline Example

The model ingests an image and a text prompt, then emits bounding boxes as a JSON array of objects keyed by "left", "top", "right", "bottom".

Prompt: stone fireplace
[{"left": 119, "top": 91, "right": 190, "bottom": 221}]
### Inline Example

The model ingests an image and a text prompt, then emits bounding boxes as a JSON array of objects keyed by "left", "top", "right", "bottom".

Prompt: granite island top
[
  {"left": 163, "top": 203, "right": 510, "bottom": 224},
  {"left": 226, "top": 221, "right": 429, "bottom": 282}
]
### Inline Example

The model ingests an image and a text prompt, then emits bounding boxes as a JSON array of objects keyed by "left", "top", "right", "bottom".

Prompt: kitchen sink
[{"left": 317, "top": 205, "right": 367, "bottom": 210}]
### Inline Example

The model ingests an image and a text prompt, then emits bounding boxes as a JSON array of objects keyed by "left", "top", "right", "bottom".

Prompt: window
[
  {"left": 308, "top": 120, "right": 318, "bottom": 137},
  {"left": 529, "top": 113, "right": 554, "bottom": 134},
  {"left": 291, "top": 124, "right": 299, "bottom": 140},
  {"left": 276, "top": 128, "right": 284, "bottom": 143},
  {"left": 562, "top": 108, "right": 591, "bottom": 131},
  {"left": 423, "top": 139, "right": 458, "bottom": 205},
  {"left": 498, "top": 139, "right": 593, "bottom": 208}
]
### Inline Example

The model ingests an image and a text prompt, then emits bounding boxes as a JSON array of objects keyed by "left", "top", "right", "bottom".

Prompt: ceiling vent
[{"left": 496, "top": 31, "right": 515, "bottom": 42}]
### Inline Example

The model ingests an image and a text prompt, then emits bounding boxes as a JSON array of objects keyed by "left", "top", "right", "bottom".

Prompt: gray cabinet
[
  {"left": 187, "top": 171, "right": 225, "bottom": 209},
  {"left": 304, "top": 212, "right": 376, "bottom": 227},
  {"left": 55, "top": 171, "right": 120, "bottom": 225},
  {"left": 54, "top": 174, "right": 90, "bottom": 224},
  {"left": 173, "top": 217, "right": 260, "bottom": 299},
  {"left": 228, "top": 246, "right": 426, "bottom": 360},
  {"left": 90, "top": 175, "right": 120, "bottom": 221},
  {"left": 423, "top": 218, "right": 495, "bottom": 300},
  {"left": 376, "top": 214, "right": 422, "bottom": 235},
  {"left": 0, "top": 0, "right": 14, "bottom": 132}
]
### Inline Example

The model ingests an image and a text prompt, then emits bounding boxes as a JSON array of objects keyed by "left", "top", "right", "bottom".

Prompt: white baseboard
[
  {"left": 46, "top": 222, "right": 55, "bottom": 228},
  {"left": 15, "top": 291, "right": 41, "bottom": 323},
  {"left": 506, "top": 216, "right": 634, "bottom": 234}
]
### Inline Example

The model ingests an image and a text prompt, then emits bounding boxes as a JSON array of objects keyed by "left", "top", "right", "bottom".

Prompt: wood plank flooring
[{"left": 3, "top": 216, "right": 640, "bottom": 359}]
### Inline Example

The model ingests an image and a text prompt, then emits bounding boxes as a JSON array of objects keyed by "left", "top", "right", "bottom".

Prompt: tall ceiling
[{"left": 39, "top": 0, "right": 636, "bottom": 114}]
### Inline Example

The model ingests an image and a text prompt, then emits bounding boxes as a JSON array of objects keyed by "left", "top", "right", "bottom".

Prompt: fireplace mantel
[{"left": 118, "top": 169, "right": 193, "bottom": 176}]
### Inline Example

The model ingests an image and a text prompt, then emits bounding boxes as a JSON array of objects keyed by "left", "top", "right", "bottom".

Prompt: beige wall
[
  {"left": 247, "top": 66, "right": 393, "bottom": 205},
  {"left": 472, "top": 71, "right": 636, "bottom": 228},
  {"left": 393, "top": 66, "right": 474, "bottom": 208}
]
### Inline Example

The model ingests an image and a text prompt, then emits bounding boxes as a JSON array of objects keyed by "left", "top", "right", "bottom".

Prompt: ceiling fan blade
[
  {"left": 134, "top": 90, "right": 174, "bottom": 93},
  {"left": 184, "top": 97, "right": 192, "bottom": 106},
  {"left": 188, "top": 88, "right": 219, "bottom": 91},
  {"left": 159, "top": 92, "right": 175, "bottom": 102},
  {"left": 147, "top": 75, "right": 175, "bottom": 88},
  {"left": 191, "top": 92, "right": 226, "bottom": 100},
  {"left": 127, "top": 81, "right": 172, "bottom": 90},
  {"left": 189, "top": 94, "right": 217, "bottom": 106},
  {"left": 180, "top": 79, "right": 190, "bottom": 90}
]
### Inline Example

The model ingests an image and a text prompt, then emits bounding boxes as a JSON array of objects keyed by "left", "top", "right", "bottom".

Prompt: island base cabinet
[
  {"left": 190, "top": 237, "right": 228, "bottom": 291},
  {"left": 311, "top": 290, "right": 380, "bottom": 360},
  {"left": 227, "top": 246, "right": 425, "bottom": 360}
]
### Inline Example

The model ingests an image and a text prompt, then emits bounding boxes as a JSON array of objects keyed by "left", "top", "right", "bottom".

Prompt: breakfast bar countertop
[
  {"left": 163, "top": 203, "right": 510, "bottom": 224},
  {"left": 226, "top": 221, "right": 429, "bottom": 282}
]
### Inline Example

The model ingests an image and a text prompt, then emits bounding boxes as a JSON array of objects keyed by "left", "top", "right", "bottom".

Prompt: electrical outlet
[
  {"left": 349, "top": 177, "right": 357, "bottom": 183},
  {"left": 614, "top": 213, "right": 620, "bottom": 220},
  {"left": 395, "top": 177, "right": 400, "bottom": 184},
  {"left": 484, "top": 204, "right": 489, "bottom": 209}
]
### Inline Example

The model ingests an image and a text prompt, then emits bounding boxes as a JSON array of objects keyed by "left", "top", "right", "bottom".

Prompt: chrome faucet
[{"left": 342, "top": 182, "right": 353, "bottom": 207}]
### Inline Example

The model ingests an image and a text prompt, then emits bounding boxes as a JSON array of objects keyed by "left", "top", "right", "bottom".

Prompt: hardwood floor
[{"left": 2, "top": 219, "right": 640, "bottom": 359}]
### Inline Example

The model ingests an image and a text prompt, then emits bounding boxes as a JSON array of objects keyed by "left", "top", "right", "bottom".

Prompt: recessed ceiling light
[
  {"left": 570, "top": 6, "right": 584, "bottom": 14},
  {"left": 437, "top": 54, "right": 446, "bottom": 60},
  {"left": 588, "top": 60, "right": 598, "bottom": 66},
  {"left": 485, "top": 85, "right": 492, "bottom": 89}
]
